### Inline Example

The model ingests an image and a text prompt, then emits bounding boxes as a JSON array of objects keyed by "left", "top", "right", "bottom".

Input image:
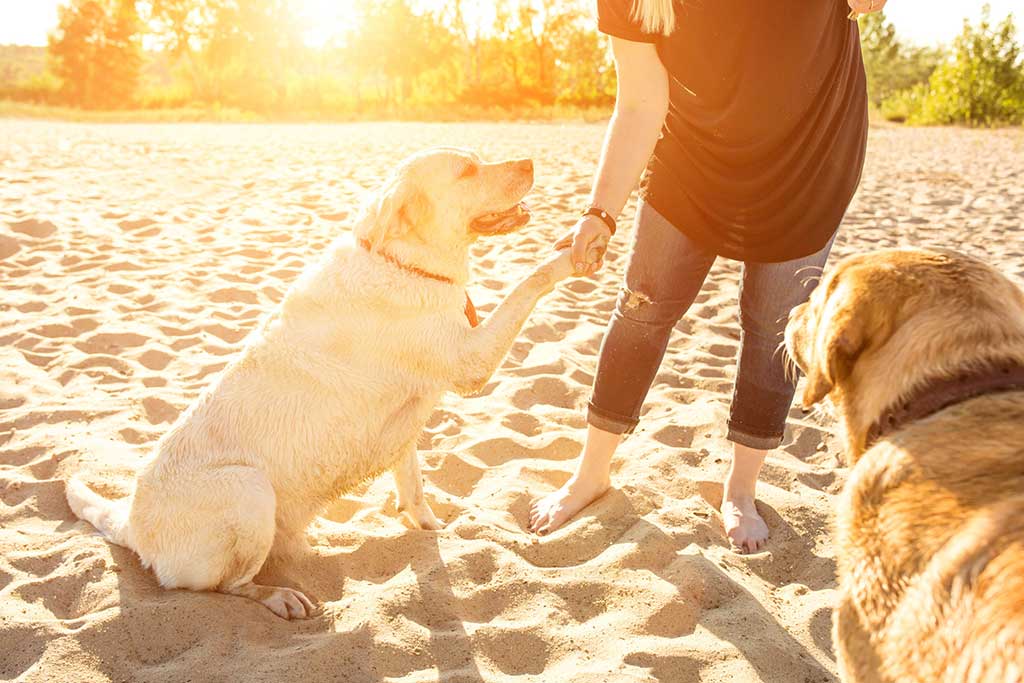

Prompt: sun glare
[{"left": 301, "top": 0, "right": 359, "bottom": 47}]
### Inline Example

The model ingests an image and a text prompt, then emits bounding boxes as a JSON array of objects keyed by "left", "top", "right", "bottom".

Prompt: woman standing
[{"left": 529, "top": 0, "right": 883, "bottom": 552}]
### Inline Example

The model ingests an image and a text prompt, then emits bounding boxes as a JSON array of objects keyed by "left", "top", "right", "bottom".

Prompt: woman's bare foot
[
  {"left": 529, "top": 475, "right": 611, "bottom": 535},
  {"left": 721, "top": 492, "right": 769, "bottom": 554},
  {"left": 528, "top": 425, "right": 621, "bottom": 535},
  {"left": 722, "top": 443, "right": 770, "bottom": 554}
]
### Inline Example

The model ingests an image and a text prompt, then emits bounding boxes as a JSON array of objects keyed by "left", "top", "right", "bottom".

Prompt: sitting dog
[
  {"left": 66, "top": 148, "right": 574, "bottom": 619},
  {"left": 785, "top": 247, "right": 1024, "bottom": 682}
]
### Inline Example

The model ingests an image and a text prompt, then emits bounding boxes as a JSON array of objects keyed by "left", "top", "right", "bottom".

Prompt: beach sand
[{"left": 1, "top": 120, "right": 1022, "bottom": 683}]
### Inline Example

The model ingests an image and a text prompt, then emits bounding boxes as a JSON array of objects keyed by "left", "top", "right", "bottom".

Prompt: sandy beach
[{"left": 1, "top": 119, "right": 1022, "bottom": 683}]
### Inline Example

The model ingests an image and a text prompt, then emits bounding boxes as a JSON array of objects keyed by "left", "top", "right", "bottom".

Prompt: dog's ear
[
  {"left": 361, "top": 175, "right": 433, "bottom": 249},
  {"left": 801, "top": 299, "right": 869, "bottom": 408}
]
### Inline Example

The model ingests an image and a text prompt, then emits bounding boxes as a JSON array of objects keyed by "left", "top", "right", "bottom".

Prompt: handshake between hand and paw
[{"left": 553, "top": 215, "right": 613, "bottom": 278}]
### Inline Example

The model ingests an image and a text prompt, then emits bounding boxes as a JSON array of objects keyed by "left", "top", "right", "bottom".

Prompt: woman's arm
[
  {"left": 558, "top": 36, "right": 669, "bottom": 276},
  {"left": 592, "top": 37, "right": 669, "bottom": 219}
]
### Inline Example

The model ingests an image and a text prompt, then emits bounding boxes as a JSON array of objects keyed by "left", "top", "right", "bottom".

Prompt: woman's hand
[
  {"left": 847, "top": 0, "right": 887, "bottom": 15},
  {"left": 554, "top": 216, "right": 612, "bottom": 277}
]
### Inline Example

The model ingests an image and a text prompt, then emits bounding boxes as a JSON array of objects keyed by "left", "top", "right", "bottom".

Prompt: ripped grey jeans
[{"left": 587, "top": 200, "right": 834, "bottom": 450}]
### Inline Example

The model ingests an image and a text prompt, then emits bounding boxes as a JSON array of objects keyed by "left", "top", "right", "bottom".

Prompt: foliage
[
  {"left": 34, "top": 0, "right": 612, "bottom": 115},
  {"left": 3, "top": 0, "right": 1019, "bottom": 123},
  {"left": 342, "top": 0, "right": 454, "bottom": 106},
  {"left": 47, "top": 0, "right": 142, "bottom": 108},
  {"left": 0, "top": 45, "right": 47, "bottom": 86},
  {"left": 879, "top": 83, "right": 928, "bottom": 123},
  {"left": 859, "top": 11, "right": 941, "bottom": 108},
  {"left": 906, "top": 6, "right": 1024, "bottom": 126}
]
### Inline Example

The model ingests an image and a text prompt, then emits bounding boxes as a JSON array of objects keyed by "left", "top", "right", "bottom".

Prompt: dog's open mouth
[{"left": 471, "top": 202, "right": 531, "bottom": 234}]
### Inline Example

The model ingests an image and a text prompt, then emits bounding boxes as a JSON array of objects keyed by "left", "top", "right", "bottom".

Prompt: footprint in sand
[
  {"left": 137, "top": 348, "right": 173, "bottom": 372},
  {"left": 141, "top": 396, "right": 179, "bottom": 424},
  {"left": 9, "top": 219, "right": 57, "bottom": 239},
  {"left": 511, "top": 376, "right": 582, "bottom": 410},
  {"left": 210, "top": 287, "right": 259, "bottom": 305},
  {"left": 0, "top": 234, "right": 21, "bottom": 260}
]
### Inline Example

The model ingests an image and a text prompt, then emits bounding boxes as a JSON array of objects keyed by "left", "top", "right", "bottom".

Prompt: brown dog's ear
[
  {"left": 801, "top": 305, "right": 868, "bottom": 408},
  {"left": 361, "top": 175, "right": 433, "bottom": 249}
]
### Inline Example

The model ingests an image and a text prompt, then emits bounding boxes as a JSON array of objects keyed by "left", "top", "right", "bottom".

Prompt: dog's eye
[{"left": 459, "top": 164, "right": 478, "bottom": 179}]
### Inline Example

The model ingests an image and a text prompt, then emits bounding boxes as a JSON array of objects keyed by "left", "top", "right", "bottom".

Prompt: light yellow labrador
[{"left": 66, "top": 148, "right": 574, "bottom": 619}]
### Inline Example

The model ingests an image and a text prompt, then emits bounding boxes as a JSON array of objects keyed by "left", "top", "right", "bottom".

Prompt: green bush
[
  {"left": 0, "top": 71, "right": 62, "bottom": 105},
  {"left": 903, "top": 6, "right": 1024, "bottom": 126},
  {"left": 137, "top": 82, "right": 193, "bottom": 109},
  {"left": 880, "top": 83, "right": 929, "bottom": 123},
  {"left": 860, "top": 12, "right": 942, "bottom": 108}
]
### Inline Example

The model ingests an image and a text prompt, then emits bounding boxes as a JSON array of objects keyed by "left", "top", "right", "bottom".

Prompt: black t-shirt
[{"left": 597, "top": 0, "right": 868, "bottom": 262}]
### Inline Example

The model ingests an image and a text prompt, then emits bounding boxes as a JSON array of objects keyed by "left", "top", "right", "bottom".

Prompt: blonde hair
[{"left": 630, "top": 0, "right": 676, "bottom": 36}]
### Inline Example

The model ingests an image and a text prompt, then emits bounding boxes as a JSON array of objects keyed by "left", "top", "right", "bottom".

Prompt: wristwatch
[{"left": 582, "top": 206, "right": 616, "bottom": 236}]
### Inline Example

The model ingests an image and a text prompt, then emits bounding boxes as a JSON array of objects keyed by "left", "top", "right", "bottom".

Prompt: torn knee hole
[{"left": 622, "top": 288, "right": 653, "bottom": 309}]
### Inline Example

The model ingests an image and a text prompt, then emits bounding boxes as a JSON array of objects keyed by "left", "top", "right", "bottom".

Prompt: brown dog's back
[{"left": 835, "top": 393, "right": 1024, "bottom": 682}]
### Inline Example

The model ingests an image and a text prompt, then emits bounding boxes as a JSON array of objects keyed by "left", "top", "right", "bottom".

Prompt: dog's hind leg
[
  {"left": 148, "top": 464, "right": 315, "bottom": 620},
  {"left": 214, "top": 467, "right": 316, "bottom": 619},
  {"left": 392, "top": 445, "right": 442, "bottom": 530}
]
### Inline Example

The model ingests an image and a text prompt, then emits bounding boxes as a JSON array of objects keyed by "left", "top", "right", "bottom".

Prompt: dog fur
[
  {"left": 785, "top": 247, "right": 1024, "bottom": 682},
  {"left": 66, "top": 148, "right": 574, "bottom": 619}
]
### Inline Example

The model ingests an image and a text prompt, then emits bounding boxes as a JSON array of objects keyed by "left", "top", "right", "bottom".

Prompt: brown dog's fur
[{"left": 784, "top": 247, "right": 1024, "bottom": 682}]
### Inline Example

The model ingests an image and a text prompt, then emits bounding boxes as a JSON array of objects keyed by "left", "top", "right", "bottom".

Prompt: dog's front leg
[
  {"left": 392, "top": 446, "right": 443, "bottom": 530},
  {"left": 451, "top": 250, "right": 573, "bottom": 395}
]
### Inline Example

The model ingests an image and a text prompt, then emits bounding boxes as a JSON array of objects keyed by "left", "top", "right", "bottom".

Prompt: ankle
[
  {"left": 567, "top": 425, "right": 620, "bottom": 490},
  {"left": 723, "top": 473, "right": 756, "bottom": 501},
  {"left": 725, "top": 444, "right": 768, "bottom": 499},
  {"left": 566, "top": 469, "right": 611, "bottom": 493}
]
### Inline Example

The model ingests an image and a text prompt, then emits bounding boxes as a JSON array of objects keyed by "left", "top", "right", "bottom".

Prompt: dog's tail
[{"left": 65, "top": 477, "right": 134, "bottom": 549}]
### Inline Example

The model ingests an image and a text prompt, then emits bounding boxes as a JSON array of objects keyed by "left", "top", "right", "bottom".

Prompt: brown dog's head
[
  {"left": 354, "top": 148, "right": 534, "bottom": 281},
  {"left": 785, "top": 247, "right": 1024, "bottom": 456}
]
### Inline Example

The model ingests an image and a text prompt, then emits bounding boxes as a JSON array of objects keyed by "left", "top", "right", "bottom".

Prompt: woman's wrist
[
  {"left": 580, "top": 214, "right": 613, "bottom": 237},
  {"left": 582, "top": 206, "right": 617, "bottom": 235}
]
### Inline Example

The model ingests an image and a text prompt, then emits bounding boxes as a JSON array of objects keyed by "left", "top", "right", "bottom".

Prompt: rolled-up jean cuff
[
  {"left": 586, "top": 401, "right": 637, "bottom": 435},
  {"left": 726, "top": 423, "right": 784, "bottom": 450}
]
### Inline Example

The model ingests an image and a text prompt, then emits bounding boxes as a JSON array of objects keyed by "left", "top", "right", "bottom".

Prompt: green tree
[
  {"left": 859, "top": 11, "right": 941, "bottom": 108},
  {"left": 48, "top": 0, "right": 143, "bottom": 108},
  {"left": 911, "top": 6, "right": 1024, "bottom": 125},
  {"left": 553, "top": 14, "right": 615, "bottom": 106},
  {"left": 201, "top": 0, "right": 306, "bottom": 108},
  {"left": 343, "top": 0, "right": 453, "bottom": 106},
  {"left": 454, "top": 0, "right": 610, "bottom": 108},
  {"left": 143, "top": 0, "right": 221, "bottom": 98}
]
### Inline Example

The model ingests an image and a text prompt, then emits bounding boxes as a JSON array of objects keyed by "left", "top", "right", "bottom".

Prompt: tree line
[
  {"left": 860, "top": 6, "right": 1024, "bottom": 126},
  {"left": 3, "top": 0, "right": 1022, "bottom": 125},
  {"left": 10, "top": 0, "right": 615, "bottom": 116}
]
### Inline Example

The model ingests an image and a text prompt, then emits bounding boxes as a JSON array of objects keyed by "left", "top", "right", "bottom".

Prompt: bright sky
[{"left": 0, "top": 0, "right": 1020, "bottom": 48}]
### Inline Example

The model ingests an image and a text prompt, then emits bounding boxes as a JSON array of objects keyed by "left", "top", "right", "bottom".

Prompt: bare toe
[{"left": 529, "top": 479, "right": 609, "bottom": 536}]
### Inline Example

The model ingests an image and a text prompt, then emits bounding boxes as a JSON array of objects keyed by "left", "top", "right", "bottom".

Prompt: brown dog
[{"left": 784, "top": 247, "right": 1024, "bottom": 682}]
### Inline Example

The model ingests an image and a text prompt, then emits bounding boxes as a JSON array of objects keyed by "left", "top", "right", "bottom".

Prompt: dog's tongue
[
  {"left": 479, "top": 202, "right": 529, "bottom": 221},
  {"left": 472, "top": 202, "right": 531, "bottom": 234}
]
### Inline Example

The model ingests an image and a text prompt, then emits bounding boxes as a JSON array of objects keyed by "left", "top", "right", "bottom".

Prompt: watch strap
[{"left": 583, "top": 206, "right": 616, "bottom": 235}]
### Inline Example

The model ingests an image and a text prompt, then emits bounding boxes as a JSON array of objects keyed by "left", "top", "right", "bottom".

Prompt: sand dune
[{"left": 1, "top": 120, "right": 1022, "bottom": 682}]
